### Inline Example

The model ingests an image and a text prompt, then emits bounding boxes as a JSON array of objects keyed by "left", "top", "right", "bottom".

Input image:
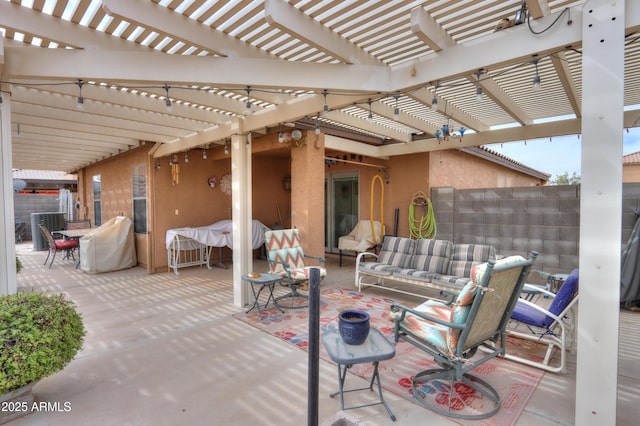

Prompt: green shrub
[
  {"left": 15, "top": 256, "right": 22, "bottom": 274},
  {"left": 0, "top": 292, "right": 85, "bottom": 394}
]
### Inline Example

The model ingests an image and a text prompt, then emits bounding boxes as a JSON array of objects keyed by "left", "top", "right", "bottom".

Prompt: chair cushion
[
  {"left": 470, "top": 255, "right": 527, "bottom": 286},
  {"left": 279, "top": 266, "right": 327, "bottom": 281},
  {"left": 392, "top": 268, "right": 439, "bottom": 282},
  {"left": 546, "top": 269, "right": 579, "bottom": 325},
  {"left": 54, "top": 239, "right": 79, "bottom": 249},
  {"left": 511, "top": 302, "right": 549, "bottom": 328},
  {"left": 511, "top": 269, "right": 578, "bottom": 329},
  {"left": 447, "top": 243, "right": 496, "bottom": 278},
  {"left": 377, "top": 237, "right": 416, "bottom": 268},
  {"left": 265, "top": 229, "right": 306, "bottom": 275},
  {"left": 358, "top": 262, "right": 396, "bottom": 276},
  {"left": 395, "top": 300, "right": 455, "bottom": 355},
  {"left": 410, "top": 239, "right": 453, "bottom": 274}
]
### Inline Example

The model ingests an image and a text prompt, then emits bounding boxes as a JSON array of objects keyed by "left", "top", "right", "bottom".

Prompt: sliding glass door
[{"left": 325, "top": 171, "right": 359, "bottom": 253}]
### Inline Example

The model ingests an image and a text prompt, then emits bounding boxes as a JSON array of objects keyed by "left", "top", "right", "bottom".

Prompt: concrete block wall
[
  {"left": 13, "top": 194, "right": 61, "bottom": 241},
  {"left": 432, "top": 183, "right": 640, "bottom": 283}
]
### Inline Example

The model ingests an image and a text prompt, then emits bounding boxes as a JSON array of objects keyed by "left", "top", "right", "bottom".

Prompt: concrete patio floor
[{"left": 8, "top": 243, "right": 640, "bottom": 425}]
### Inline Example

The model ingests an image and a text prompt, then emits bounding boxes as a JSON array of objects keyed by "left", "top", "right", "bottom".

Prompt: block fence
[{"left": 431, "top": 183, "right": 640, "bottom": 283}]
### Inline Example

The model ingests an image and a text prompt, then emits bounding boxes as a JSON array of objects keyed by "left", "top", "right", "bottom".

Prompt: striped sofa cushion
[
  {"left": 358, "top": 236, "right": 416, "bottom": 276},
  {"left": 377, "top": 236, "right": 416, "bottom": 268},
  {"left": 447, "top": 243, "right": 496, "bottom": 278},
  {"left": 410, "top": 239, "right": 453, "bottom": 274}
]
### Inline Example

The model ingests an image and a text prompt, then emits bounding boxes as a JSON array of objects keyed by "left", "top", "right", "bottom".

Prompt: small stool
[
  {"left": 242, "top": 273, "right": 284, "bottom": 317},
  {"left": 321, "top": 327, "right": 396, "bottom": 421}
]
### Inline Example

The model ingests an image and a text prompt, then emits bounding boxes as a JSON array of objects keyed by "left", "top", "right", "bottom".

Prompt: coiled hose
[{"left": 409, "top": 191, "right": 437, "bottom": 239}]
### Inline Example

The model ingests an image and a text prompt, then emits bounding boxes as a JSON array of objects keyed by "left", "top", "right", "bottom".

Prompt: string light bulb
[
  {"left": 367, "top": 99, "right": 373, "bottom": 120},
  {"left": 474, "top": 70, "right": 485, "bottom": 103},
  {"left": 202, "top": 149, "right": 207, "bottom": 160},
  {"left": 315, "top": 116, "right": 321, "bottom": 135},
  {"left": 184, "top": 152, "right": 189, "bottom": 163},
  {"left": 245, "top": 87, "right": 252, "bottom": 115},
  {"left": 224, "top": 144, "right": 229, "bottom": 155},
  {"left": 431, "top": 83, "right": 439, "bottom": 109},
  {"left": 532, "top": 58, "right": 541, "bottom": 91},
  {"left": 163, "top": 84, "right": 172, "bottom": 112},
  {"left": 322, "top": 90, "right": 329, "bottom": 116},
  {"left": 393, "top": 95, "right": 400, "bottom": 121},
  {"left": 76, "top": 79, "right": 84, "bottom": 111}
]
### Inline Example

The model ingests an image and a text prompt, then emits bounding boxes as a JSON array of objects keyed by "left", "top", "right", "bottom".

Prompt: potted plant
[{"left": 0, "top": 292, "right": 85, "bottom": 424}]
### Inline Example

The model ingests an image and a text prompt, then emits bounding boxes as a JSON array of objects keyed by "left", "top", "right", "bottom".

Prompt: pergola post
[
  {"left": 577, "top": 1, "right": 624, "bottom": 423},
  {"left": 231, "top": 120, "right": 253, "bottom": 308},
  {"left": 0, "top": 84, "right": 17, "bottom": 295}
]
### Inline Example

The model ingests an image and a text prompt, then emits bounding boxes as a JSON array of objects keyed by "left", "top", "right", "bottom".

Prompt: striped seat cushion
[
  {"left": 447, "top": 244, "right": 496, "bottom": 278},
  {"left": 410, "top": 239, "right": 453, "bottom": 274},
  {"left": 376, "top": 236, "right": 416, "bottom": 268}
]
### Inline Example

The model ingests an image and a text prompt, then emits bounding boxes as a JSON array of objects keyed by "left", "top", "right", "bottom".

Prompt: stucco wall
[
  {"left": 327, "top": 149, "right": 543, "bottom": 241},
  {"left": 79, "top": 137, "right": 293, "bottom": 272},
  {"left": 80, "top": 144, "right": 152, "bottom": 268},
  {"left": 429, "top": 149, "right": 545, "bottom": 189},
  {"left": 623, "top": 164, "right": 640, "bottom": 182}
]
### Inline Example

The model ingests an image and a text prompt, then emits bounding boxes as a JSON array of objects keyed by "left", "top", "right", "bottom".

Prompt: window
[
  {"left": 92, "top": 175, "right": 101, "bottom": 226},
  {"left": 132, "top": 164, "right": 147, "bottom": 234}
]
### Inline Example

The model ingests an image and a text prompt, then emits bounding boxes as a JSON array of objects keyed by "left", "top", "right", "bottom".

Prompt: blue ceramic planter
[{"left": 338, "top": 310, "right": 370, "bottom": 345}]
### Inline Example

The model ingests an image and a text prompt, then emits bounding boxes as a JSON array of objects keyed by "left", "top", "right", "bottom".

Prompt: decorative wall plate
[{"left": 220, "top": 173, "right": 232, "bottom": 196}]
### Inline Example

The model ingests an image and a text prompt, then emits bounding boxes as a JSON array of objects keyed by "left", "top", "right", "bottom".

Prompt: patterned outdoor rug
[{"left": 233, "top": 288, "right": 544, "bottom": 425}]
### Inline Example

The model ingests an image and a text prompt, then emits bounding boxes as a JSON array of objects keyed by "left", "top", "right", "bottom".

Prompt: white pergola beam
[
  {"left": 550, "top": 52, "right": 582, "bottom": 118},
  {"left": 11, "top": 105, "right": 174, "bottom": 143},
  {"left": 101, "top": 0, "right": 269, "bottom": 59},
  {"left": 11, "top": 80, "right": 230, "bottom": 124},
  {"left": 410, "top": 6, "right": 455, "bottom": 52},
  {"left": 412, "top": 89, "right": 489, "bottom": 132},
  {"left": 264, "top": 0, "right": 381, "bottom": 66},
  {"left": 3, "top": 46, "right": 390, "bottom": 93},
  {"left": 154, "top": 92, "right": 363, "bottom": 157},
  {"left": 13, "top": 135, "right": 125, "bottom": 154},
  {"left": 326, "top": 108, "right": 412, "bottom": 143},
  {"left": 526, "top": 0, "right": 551, "bottom": 19},
  {"left": 13, "top": 123, "right": 136, "bottom": 147},
  {"left": 472, "top": 73, "right": 533, "bottom": 126},
  {"left": 11, "top": 87, "right": 210, "bottom": 134},
  {"left": 324, "top": 134, "right": 386, "bottom": 158},
  {"left": 377, "top": 118, "right": 581, "bottom": 157},
  {"left": 0, "top": 1, "right": 147, "bottom": 51},
  {"left": 9, "top": 113, "right": 143, "bottom": 144}
]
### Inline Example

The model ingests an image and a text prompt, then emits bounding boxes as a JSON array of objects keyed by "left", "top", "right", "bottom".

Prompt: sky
[{"left": 487, "top": 126, "right": 640, "bottom": 179}]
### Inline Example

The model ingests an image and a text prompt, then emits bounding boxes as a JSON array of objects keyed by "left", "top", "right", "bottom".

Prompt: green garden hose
[{"left": 409, "top": 191, "right": 437, "bottom": 239}]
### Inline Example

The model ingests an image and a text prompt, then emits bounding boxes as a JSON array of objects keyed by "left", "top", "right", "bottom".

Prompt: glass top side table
[
  {"left": 321, "top": 327, "right": 396, "bottom": 421},
  {"left": 242, "top": 273, "right": 284, "bottom": 317}
]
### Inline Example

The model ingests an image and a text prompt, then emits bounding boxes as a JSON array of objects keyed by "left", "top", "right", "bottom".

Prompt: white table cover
[{"left": 166, "top": 220, "right": 269, "bottom": 250}]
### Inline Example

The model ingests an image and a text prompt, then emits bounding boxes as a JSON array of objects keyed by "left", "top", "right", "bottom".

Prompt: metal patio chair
[{"left": 391, "top": 252, "right": 537, "bottom": 420}]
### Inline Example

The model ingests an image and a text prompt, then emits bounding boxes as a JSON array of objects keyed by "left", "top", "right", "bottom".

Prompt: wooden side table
[{"left": 321, "top": 327, "right": 396, "bottom": 421}]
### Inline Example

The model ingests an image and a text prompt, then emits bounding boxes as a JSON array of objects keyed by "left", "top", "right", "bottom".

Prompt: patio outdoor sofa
[{"left": 355, "top": 236, "right": 496, "bottom": 299}]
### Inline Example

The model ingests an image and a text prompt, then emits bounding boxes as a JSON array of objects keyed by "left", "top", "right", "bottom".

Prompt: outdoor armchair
[
  {"left": 264, "top": 228, "right": 326, "bottom": 308},
  {"left": 391, "top": 252, "right": 537, "bottom": 420},
  {"left": 504, "top": 268, "right": 579, "bottom": 373},
  {"left": 337, "top": 219, "right": 383, "bottom": 266}
]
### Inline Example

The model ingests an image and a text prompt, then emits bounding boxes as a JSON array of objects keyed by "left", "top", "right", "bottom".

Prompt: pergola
[{"left": 1, "top": 1, "right": 639, "bottom": 424}]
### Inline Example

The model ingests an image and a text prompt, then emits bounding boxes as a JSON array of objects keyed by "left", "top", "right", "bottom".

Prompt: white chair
[{"left": 337, "top": 220, "right": 383, "bottom": 266}]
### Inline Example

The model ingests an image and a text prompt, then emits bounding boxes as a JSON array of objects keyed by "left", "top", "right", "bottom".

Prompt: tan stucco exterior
[
  {"left": 623, "top": 164, "right": 640, "bottom": 182},
  {"left": 77, "top": 133, "right": 545, "bottom": 273}
]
